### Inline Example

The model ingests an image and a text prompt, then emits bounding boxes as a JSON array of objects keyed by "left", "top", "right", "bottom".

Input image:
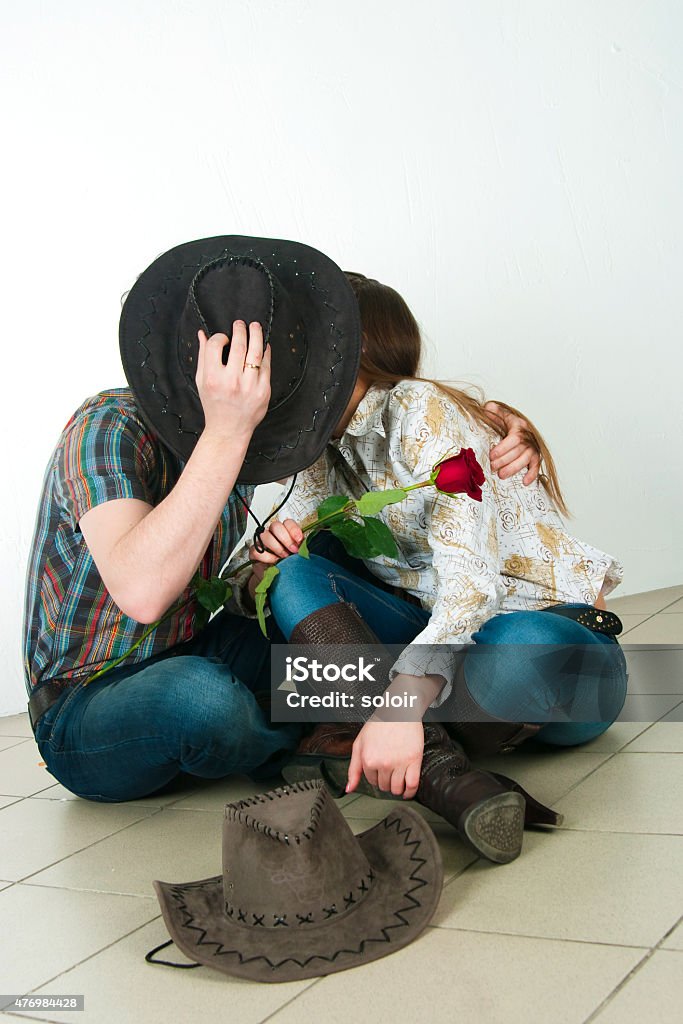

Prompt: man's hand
[
  {"left": 196, "top": 321, "right": 271, "bottom": 443},
  {"left": 79, "top": 321, "right": 273, "bottom": 625},
  {"left": 485, "top": 400, "right": 541, "bottom": 485},
  {"left": 347, "top": 720, "right": 425, "bottom": 799}
]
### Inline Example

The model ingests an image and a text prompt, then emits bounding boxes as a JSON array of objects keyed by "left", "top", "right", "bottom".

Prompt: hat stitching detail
[
  {"left": 167, "top": 813, "right": 430, "bottom": 971},
  {"left": 134, "top": 255, "right": 350, "bottom": 462},
  {"left": 225, "top": 780, "right": 328, "bottom": 844},
  {"left": 224, "top": 868, "right": 376, "bottom": 927},
  {"left": 188, "top": 254, "right": 276, "bottom": 350}
]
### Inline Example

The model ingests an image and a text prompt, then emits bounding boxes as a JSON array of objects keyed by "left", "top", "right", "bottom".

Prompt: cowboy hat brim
[
  {"left": 119, "top": 236, "right": 362, "bottom": 485},
  {"left": 152, "top": 805, "right": 443, "bottom": 983}
]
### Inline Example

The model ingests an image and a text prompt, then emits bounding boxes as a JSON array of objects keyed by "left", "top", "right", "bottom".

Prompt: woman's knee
[{"left": 268, "top": 553, "right": 344, "bottom": 636}]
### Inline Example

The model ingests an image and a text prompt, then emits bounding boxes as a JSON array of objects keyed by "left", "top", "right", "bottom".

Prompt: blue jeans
[
  {"left": 268, "top": 542, "right": 628, "bottom": 747},
  {"left": 34, "top": 610, "right": 303, "bottom": 803}
]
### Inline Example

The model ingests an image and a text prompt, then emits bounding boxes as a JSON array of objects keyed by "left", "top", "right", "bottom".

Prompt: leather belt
[
  {"left": 540, "top": 604, "right": 623, "bottom": 638},
  {"left": 27, "top": 681, "right": 70, "bottom": 733}
]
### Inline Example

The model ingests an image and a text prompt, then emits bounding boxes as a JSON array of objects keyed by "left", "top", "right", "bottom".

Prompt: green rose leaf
[
  {"left": 354, "top": 489, "right": 407, "bottom": 516},
  {"left": 195, "top": 575, "right": 233, "bottom": 614},
  {"left": 317, "top": 495, "right": 350, "bottom": 521},
  {"left": 194, "top": 604, "right": 211, "bottom": 632},
  {"left": 361, "top": 516, "right": 399, "bottom": 558},
  {"left": 254, "top": 564, "right": 280, "bottom": 636},
  {"left": 329, "top": 518, "right": 374, "bottom": 559},
  {"left": 297, "top": 536, "right": 310, "bottom": 559}
]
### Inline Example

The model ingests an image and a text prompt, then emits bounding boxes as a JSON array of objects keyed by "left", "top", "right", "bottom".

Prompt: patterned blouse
[{"left": 229, "top": 380, "right": 623, "bottom": 701}]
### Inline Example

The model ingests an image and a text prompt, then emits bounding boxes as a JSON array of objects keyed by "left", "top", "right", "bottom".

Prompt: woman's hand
[
  {"left": 347, "top": 720, "right": 425, "bottom": 799},
  {"left": 484, "top": 400, "right": 541, "bottom": 485},
  {"left": 248, "top": 518, "right": 304, "bottom": 564},
  {"left": 246, "top": 518, "right": 304, "bottom": 603}
]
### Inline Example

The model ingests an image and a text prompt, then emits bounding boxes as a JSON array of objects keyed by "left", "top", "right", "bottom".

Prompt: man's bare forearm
[{"left": 108, "top": 430, "right": 250, "bottom": 621}]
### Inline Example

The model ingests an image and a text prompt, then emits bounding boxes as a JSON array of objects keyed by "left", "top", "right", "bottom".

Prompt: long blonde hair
[{"left": 345, "top": 272, "right": 568, "bottom": 517}]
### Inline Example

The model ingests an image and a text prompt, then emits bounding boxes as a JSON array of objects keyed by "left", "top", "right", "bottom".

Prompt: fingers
[
  {"left": 223, "top": 320, "right": 247, "bottom": 372},
  {"left": 497, "top": 448, "right": 537, "bottom": 480},
  {"left": 483, "top": 400, "right": 506, "bottom": 434},
  {"left": 390, "top": 766, "right": 407, "bottom": 797},
  {"left": 205, "top": 330, "right": 231, "bottom": 368},
  {"left": 248, "top": 543, "right": 280, "bottom": 565},
  {"left": 195, "top": 329, "right": 207, "bottom": 387},
  {"left": 346, "top": 742, "right": 363, "bottom": 794},
  {"left": 268, "top": 520, "right": 301, "bottom": 555},
  {"left": 523, "top": 452, "right": 541, "bottom": 485},
  {"left": 245, "top": 321, "right": 264, "bottom": 367},
  {"left": 403, "top": 759, "right": 421, "bottom": 800},
  {"left": 491, "top": 442, "right": 527, "bottom": 472},
  {"left": 490, "top": 427, "right": 526, "bottom": 461},
  {"left": 259, "top": 339, "right": 272, "bottom": 379},
  {"left": 248, "top": 521, "right": 297, "bottom": 561},
  {"left": 282, "top": 518, "right": 304, "bottom": 545}
]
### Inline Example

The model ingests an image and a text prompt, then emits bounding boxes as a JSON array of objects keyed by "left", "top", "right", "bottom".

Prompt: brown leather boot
[
  {"left": 442, "top": 661, "right": 543, "bottom": 757},
  {"left": 416, "top": 724, "right": 526, "bottom": 863},
  {"left": 279, "top": 602, "right": 560, "bottom": 861},
  {"left": 283, "top": 718, "right": 532, "bottom": 862},
  {"left": 282, "top": 723, "right": 365, "bottom": 795}
]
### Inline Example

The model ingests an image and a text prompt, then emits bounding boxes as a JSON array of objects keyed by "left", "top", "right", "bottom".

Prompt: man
[
  {"left": 23, "top": 234, "right": 538, "bottom": 804},
  {"left": 23, "top": 235, "right": 363, "bottom": 801}
]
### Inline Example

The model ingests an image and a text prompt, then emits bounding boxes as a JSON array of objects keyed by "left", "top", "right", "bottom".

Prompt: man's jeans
[
  {"left": 268, "top": 547, "right": 628, "bottom": 747},
  {"left": 33, "top": 611, "right": 303, "bottom": 803}
]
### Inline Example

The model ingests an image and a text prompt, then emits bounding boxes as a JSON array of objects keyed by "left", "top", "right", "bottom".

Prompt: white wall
[{"left": 3, "top": 0, "right": 682, "bottom": 714}]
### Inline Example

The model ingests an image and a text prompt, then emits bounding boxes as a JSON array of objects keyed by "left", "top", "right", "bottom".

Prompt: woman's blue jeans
[
  {"left": 33, "top": 611, "right": 303, "bottom": 803},
  {"left": 268, "top": 542, "right": 628, "bottom": 748}
]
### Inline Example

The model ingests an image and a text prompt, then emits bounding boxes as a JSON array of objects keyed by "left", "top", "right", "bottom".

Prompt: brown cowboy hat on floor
[
  {"left": 119, "top": 235, "right": 362, "bottom": 485},
  {"left": 148, "top": 779, "right": 443, "bottom": 982}
]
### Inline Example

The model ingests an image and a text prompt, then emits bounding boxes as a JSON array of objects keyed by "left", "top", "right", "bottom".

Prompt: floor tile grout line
[
  {"left": 551, "top": 827, "right": 683, "bottom": 836},
  {"left": 3, "top": 1013, "right": 63, "bottom": 1024},
  {"left": 618, "top": 610, "right": 659, "bottom": 634},
  {"left": 13, "top": 805, "right": 168, "bottom": 885},
  {"left": 580, "top": 946, "right": 659, "bottom": 1024},
  {"left": 429, "top": 923, "right": 652, "bottom": 952},
  {"left": 256, "top": 977, "right": 325, "bottom": 1024},
  {"left": 16, "top": 913, "right": 165, "bottom": 1001},
  {"left": 580, "top": 912, "right": 683, "bottom": 1024},
  {"left": 16, "top": 880, "right": 158, "bottom": 899}
]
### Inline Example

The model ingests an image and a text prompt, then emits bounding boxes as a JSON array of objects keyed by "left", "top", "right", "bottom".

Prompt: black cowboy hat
[
  {"left": 119, "top": 236, "right": 362, "bottom": 484},
  {"left": 149, "top": 780, "right": 443, "bottom": 982}
]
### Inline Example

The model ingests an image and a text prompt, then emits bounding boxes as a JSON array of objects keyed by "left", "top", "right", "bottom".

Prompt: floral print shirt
[{"left": 229, "top": 380, "right": 623, "bottom": 701}]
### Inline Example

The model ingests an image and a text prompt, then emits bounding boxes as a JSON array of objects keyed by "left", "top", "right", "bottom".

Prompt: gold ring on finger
[{"left": 244, "top": 362, "right": 261, "bottom": 370}]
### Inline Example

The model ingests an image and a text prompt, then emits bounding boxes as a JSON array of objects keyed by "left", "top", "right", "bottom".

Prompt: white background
[{"left": 2, "top": 0, "right": 682, "bottom": 714}]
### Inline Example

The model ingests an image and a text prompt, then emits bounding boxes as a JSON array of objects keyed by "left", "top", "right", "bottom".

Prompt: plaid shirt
[{"left": 23, "top": 389, "right": 250, "bottom": 694}]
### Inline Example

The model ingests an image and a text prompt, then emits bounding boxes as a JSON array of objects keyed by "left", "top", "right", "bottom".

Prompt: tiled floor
[{"left": 1, "top": 585, "right": 682, "bottom": 1024}]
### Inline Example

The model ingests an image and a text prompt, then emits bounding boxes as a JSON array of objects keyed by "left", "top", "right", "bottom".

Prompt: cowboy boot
[
  {"left": 279, "top": 602, "right": 557, "bottom": 862},
  {"left": 416, "top": 723, "right": 527, "bottom": 863},
  {"left": 441, "top": 659, "right": 543, "bottom": 757},
  {"left": 487, "top": 772, "right": 564, "bottom": 828},
  {"left": 280, "top": 600, "right": 384, "bottom": 795}
]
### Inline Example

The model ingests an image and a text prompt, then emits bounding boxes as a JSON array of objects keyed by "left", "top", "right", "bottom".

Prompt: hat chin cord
[
  {"left": 235, "top": 474, "right": 298, "bottom": 554},
  {"left": 145, "top": 938, "right": 201, "bottom": 969}
]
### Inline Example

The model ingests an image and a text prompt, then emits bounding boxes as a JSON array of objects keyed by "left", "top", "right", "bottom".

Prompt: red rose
[{"left": 433, "top": 449, "right": 485, "bottom": 501}]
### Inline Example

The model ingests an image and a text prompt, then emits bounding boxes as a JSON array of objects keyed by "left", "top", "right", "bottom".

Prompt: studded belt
[{"left": 540, "top": 604, "right": 623, "bottom": 639}]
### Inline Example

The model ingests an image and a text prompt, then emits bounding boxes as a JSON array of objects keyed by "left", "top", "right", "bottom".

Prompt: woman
[{"left": 231, "top": 272, "right": 627, "bottom": 863}]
